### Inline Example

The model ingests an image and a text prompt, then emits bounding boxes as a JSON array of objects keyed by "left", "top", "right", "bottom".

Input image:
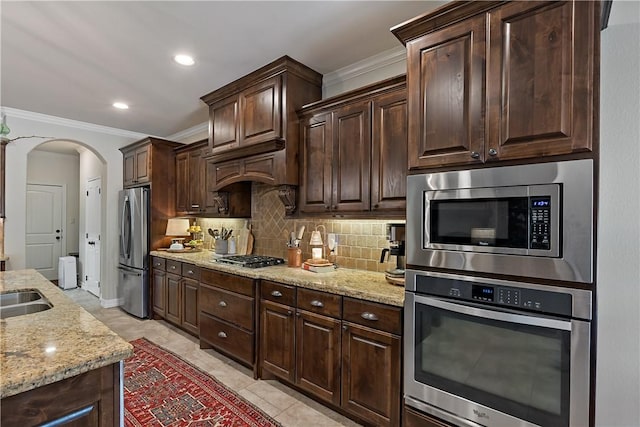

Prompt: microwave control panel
[{"left": 530, "top": 196, "right": 551, "bottom": 250}]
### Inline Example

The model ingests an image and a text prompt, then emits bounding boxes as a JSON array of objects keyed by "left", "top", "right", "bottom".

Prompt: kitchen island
[{"left": 0, "top": 269, "right": 133, "bottom": 426}]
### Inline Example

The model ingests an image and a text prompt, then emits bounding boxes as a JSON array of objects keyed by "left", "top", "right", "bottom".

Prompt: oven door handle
[{"left": 416, "top": 295, "right": 572, "bottom": 331}]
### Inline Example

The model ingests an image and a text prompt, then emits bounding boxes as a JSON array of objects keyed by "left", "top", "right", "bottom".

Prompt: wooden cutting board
[
  {"left": 236, "top": 222, "right": 249, "bottom": 256},
  {"left": 246, "top": 223, "right": 254, "bottom": 255}
]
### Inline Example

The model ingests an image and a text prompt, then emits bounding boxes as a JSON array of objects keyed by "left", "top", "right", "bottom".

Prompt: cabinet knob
[
  {"left": 187, "top": 270, "right": 194, "bottom": 275},
  {"left": 470, "top": 151, "right": 480, "bottom": 159},
  {"left": 310, "top": 300, "right": 324, "bottom": 308},
  {"left": 332, "top": 205, "right": 337, "bottom": 210},
  {"left": 488, "top": 148, "right": 498, "bottom": 156},
  {"left": 217, "top": 331, "right": 227, "bottom": 339},
  {"left": 325, "top": 205, "right": 330, "bottom": 210},
  {"left": 373, "top": 204, "right": 379, "bottom": 209},
  {"left": 342, "top": 325, "right": 348, "bottom": 331},
  {"left": 271, "top": 290, "right": 283, "bottom": 297},
  {"left": 287, "top": 310, "right": 293, "bottom": 316},
  {"left": 170, "top": 265, "right": 176, "bottom": 270},
  {"left": 296, "top": 311, "right": 301, "bottom": 317},
  {"left": 218, "top": 301, "right": 227, "bottom": 307},
  {"left": 361, "top": 312, "right": 379, "bottom": 321}
]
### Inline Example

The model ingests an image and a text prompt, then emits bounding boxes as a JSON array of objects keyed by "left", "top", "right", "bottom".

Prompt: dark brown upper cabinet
[
  {"left": 201, "top": 56, "right": 322, "bottom": 190},
  {"left": 174, "top": 140, "right": 250, "bottom": 218},
  {"left": 392, "top": 0, "right": 599, "bottom": 170},
  {"left": 298, "top": 76, "right": 407, "bottom": 216}
]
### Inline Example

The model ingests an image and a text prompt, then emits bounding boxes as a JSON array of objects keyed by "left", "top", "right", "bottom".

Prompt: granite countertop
[
  {"left": 0, "top": 269, "right": 133, "bottom": 398},
  {"left": 151, "top": 250, "right": 405, "bottom": 307}
]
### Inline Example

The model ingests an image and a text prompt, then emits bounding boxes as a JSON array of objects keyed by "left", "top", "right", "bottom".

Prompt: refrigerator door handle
[
  {"left": 118, "top": 265, "right": 142, "bottom": 276},
  {"left": 121, "top": 197, "right": 132, "bottom": 259}
]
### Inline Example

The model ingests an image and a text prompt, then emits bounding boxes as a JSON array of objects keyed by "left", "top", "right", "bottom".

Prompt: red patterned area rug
[{"left": 124, "top": 337, "right": 282, "bottom": 427}]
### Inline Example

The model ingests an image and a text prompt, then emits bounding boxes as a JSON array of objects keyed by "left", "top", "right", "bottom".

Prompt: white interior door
[
  {"left": 84, "top": 177, "right": 101, "bottom": 297},
  {"left": 26, "top": 184, "right": 64, "bottom": 280}
]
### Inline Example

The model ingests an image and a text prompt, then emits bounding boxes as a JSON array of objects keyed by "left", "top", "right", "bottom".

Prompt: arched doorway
[{"left": 27, "top": 139, "right": 106, "bottom": 297}]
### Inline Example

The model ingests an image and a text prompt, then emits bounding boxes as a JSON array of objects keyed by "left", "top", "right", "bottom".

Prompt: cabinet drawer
[
  {"left": 261, "top": 280, "right": 296, "bottom": 306},
  {"left": 343, "top": 297, "right": 402, "bottom": 335},
  {"left": 151, "top": 256, "right": 166, "bottom": 271},
  {"left": 182, "top": 263, "right": 200, "bottom": 280},
  {"left": 201, "top": 268, "right": 255, "bottom": 297},
  {"left": 297, "top": 288, "right": 341, "bottom": 318},
  {"left": 200, "top": 312, "right": 254, "bottom": 366},
  {"left": 166, "top": 260, "right": 181, "bottom": 274},
  {"left": 200, "top": 284, "right": 254, "bottom": 331}
]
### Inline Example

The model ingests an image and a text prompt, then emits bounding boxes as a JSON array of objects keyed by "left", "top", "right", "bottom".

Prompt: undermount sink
[
  {"left": 0, "top": 290, "right": 43, "bottom": 307},
  {"left": 0, "top": 290, "right": 52, "bottom": 319}
]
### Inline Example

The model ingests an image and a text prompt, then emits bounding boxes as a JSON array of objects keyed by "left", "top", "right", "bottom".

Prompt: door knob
[
  {"left": 56, "top": 236, "right": 61, "bottom": 240},
  {"left": 56, "top": 229, "right": 61, "bottom": 233}
]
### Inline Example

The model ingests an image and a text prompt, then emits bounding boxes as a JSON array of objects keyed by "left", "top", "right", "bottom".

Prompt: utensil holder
[
  {"left": 214, "top": 239, "right": 228, "bottom": 255},
  {"left": 287, "top": 247, "right": 302, "bottom": 267}
]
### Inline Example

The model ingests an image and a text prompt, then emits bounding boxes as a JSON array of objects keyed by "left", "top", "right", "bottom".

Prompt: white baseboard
[{"left": 101, "top": 298, "right": 122, "bottom": 309}]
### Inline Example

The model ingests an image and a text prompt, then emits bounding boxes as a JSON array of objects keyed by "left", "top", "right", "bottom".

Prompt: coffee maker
[{"left": 380, "top": 223, "right": 406, "bottom": 284}]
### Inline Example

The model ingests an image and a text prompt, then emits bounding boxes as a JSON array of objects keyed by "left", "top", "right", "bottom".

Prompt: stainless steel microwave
[{"left": 406, "top": 159, "right": 594, "bottom": 283}]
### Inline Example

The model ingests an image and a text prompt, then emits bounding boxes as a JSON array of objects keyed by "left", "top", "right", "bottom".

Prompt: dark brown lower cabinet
[
  {"left": 259, "top": 282, "right": 402, "bottom": 427},
  {"left": 181, "top": 277, "right": 199, "bottom": 335},
  {"left": 295, "top": 310, "right": 342, "bottom": 406},
  {"left": 260, "top": 299, "right": 295, "bottom": 382},
  {"left": 404, "top": 405, "right": 451, "bottom": 427},
  {"left": 1, "top": 363, "right": 120, "bottom": 426},
  {"left": 151, "top": 269, "right": 166, "bottom": 317},
  {"left": 166, "top": 271, "right": 182, "bottom": 325},
  {"left": 342, "top": 322, "right": 401, "bottom": 426},
  {"left": 153, "top": 259, "right": 199, "bottom": 336},
  {"left": 199, "top": 268, "right": 257, "bottom": 370}
]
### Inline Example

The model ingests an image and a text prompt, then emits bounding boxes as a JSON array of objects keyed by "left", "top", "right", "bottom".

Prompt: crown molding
[
  {"left": 0, "top": 106, "right": 153, "bottom": 139},
  {"left": 322, "top": 46, "right": 407, "bottom": 88},
  {"left": 167, "top": 121, "right": 208, "bottom": 143}
]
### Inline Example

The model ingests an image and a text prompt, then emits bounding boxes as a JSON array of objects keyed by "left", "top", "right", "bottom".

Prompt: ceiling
[{"left": 1, "top": 1, "right": 442, "bottom": 140}]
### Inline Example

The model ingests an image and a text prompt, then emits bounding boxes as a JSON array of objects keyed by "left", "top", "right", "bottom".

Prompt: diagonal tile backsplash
[{"left": 195, "top": 183, "right": 404, "bottom": 273}]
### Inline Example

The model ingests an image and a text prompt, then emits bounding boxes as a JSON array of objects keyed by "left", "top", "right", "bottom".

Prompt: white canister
[{"left": 228, "top": 236, "right": 237, "bottom": 255}]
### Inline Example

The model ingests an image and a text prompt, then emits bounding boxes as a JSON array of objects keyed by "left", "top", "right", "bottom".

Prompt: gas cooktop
[{"left": 216, "top": 255, "right": 286, "bottom": 268}]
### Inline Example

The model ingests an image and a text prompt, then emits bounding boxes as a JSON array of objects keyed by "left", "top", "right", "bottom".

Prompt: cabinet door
[
  {"left": 295, "top": 310, "right": 341, "bottom": 406},
  {"left": 341, "top": 322, "right": 401, "bottom": 427},
  {"left": 175, "top": 152, "right": 189, "bottom": 213},
  {"left": 406, "top": 15, "right": 486, "bottom": 169},
  {"left": 299, "top": 112, "right": 333, "bottom": 213},
  {"left": 371, "top": 89, "right": 408, "bottom": 212},
  {"left": 165, "top": 273, "right": 181, "bottom": 325},
  {"left": 487, "top": 1, "right": 596, "bottom": 161},
  {"left": 182, "top": 278, "right": 199, "bottom": 335},
  {"left": 134, "top": 146, "right": 151, "bottom": 184},
  {"left": 188, "top": 149, "right": 204, "bottom": 213},
  {"left": 240, "top": 76, "right": 282, "bottom": 146},
  {"left": 123, "top": 150, "right": 136, "bottom": 187},
  {"left": 332, "top": 101, "right": 371, "bottom": 212},
  {"left": 260, "top": 300, "right": 296, "bottom": 382},
  {"left": 210, "top": 95, "right": 240, "bottom": 153},
  {"left": 151, "top": 269, "right": 166, "bottom": 317}
]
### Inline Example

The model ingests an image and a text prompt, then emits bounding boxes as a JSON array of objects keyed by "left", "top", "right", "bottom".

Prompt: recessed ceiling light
[
  {"left": 113, "top": 102, "right": 129, "bottom": 110},
  {"left": 174, "top": 54, "right": 195, "bottom": 66}
]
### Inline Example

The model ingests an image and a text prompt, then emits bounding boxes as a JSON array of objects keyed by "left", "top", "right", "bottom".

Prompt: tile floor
[{"left": 65, "top": 288, "right": 361, "bottom": 427}]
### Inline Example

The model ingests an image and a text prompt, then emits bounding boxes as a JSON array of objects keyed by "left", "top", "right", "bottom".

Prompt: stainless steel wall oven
[
  {"left": 406, "top": 159, "right": 594, "bottom": 283},
  {"left": 404, "top": 270, "right": 592, "bottom": 427}
]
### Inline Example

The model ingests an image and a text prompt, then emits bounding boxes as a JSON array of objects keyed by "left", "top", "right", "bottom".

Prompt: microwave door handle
[{"left": 416, "top": 295, "right": 571, "bottom": 331}]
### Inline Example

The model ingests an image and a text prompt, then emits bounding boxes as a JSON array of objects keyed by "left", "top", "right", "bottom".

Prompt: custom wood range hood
[{"left": 200, "top": 56, "right": 323, "bottom": 214}]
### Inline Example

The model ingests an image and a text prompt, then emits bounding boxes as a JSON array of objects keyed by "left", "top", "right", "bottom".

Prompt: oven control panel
[
  {"left": 529, "top": 196, "right": 551, "bottom": 250},
  {"left": 420, "top": 274, "right": 573, "bottom": 317}
]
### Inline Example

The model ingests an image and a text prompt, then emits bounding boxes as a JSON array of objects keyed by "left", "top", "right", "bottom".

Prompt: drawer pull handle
[
  {"left": 217, "top": 331, "right": 227, "bottom": 339},
  {"left": 271, "top": 290, "right": 283, "bottom": 297},
  {"left": 361, "top": 312, "right": 379, "bottom": 321},
  {"left": 218, "top": 301, "right": 227, "bottom": 307},
  {"left": 310, "top": 300, "right": 324, "bottom": 308}
]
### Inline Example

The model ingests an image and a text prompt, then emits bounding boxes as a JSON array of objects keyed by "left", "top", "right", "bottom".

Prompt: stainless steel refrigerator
[{"left": 118, "top": 187, "right": 149, "bottom": 318}]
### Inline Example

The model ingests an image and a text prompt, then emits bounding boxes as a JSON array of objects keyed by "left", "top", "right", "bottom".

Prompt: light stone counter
[
  {"left": 0, "top": 269, "right": 133, "bottom": 398},
  {"left": 151, "top": 250, "right": 405, "bottom": 307}
]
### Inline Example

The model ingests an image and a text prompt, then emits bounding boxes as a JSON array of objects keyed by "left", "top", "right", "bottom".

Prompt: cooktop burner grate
[{"left": 216, "top": 255, "right": 285, "bottom": 268}]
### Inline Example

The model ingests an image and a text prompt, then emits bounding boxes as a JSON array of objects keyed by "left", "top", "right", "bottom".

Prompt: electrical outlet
[{"left": 328, "top": 233, "right": 338, "bottom": 254}]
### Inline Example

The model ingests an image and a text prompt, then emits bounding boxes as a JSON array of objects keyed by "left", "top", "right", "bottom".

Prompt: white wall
[
  {"left": 27, "top": 149, "right": 80, "bottom": 256},
  {"left": 596, "top": 2, "right": 640, "bottom": 426},
  {"left": 3, "top": 108, "right": 144, "bottom": 302}
]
